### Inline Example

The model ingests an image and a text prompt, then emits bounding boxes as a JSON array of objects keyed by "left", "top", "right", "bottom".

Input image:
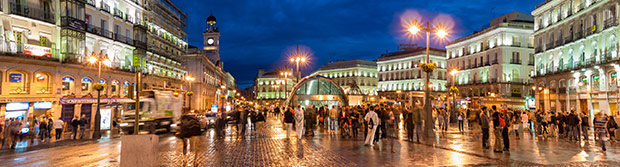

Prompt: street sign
[{"left": 133, "top": 55, "right": 141, "bottom": 67}]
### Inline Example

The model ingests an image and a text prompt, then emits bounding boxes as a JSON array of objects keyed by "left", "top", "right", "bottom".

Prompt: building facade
[
  {"left": 446, "top": 11, "right": 536, "bottom": 109},
  {"left": 311, "top": 60, "right": 378, "bottom": 95},
  {"left": 532, "top": 0, "right": 620, "bottom": 116},
  {"left": 0, "top": 0, "right": 189, "bottom": 130},
  {"left": 253, "top": 69, "right": 295, "bottom": 106},
  {"left": 377, "top": 45, "right": 447, "bottom": 101}
]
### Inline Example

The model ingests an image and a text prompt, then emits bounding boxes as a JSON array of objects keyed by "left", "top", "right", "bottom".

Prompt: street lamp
[
  {"left": 185, "top": 75, "right": 195, "bottom": 110},
  {"left": 280, "top": 71, "right": 293, "bottom": 99},
  {"left": 407, "top": 19, "right": 449, "bottom": 138},
  {"left": 87, "top": 51, "right": 111, "bottom": 140},
  {"left": 290, "top": 45, "right": 307, "bottom": 81}
]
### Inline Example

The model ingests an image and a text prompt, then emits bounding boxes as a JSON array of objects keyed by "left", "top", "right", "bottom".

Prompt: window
[
  {"left": 60, "top": 0, "right": 84, "bottom": 20},
  {"left": 512, "top": 36, "right": 520, "bottom": 46},
  {"left": 8, "top": 71, "right": 28, "bottom": 94},
  {"left": 512, "top": 52, "right": 520, "bottom": 61},
  {"left": 34, "top": 72, "right": 51, "bottom": 94},
  {"left": 81, "top": 78, "right": 92, "bottom": 96}
]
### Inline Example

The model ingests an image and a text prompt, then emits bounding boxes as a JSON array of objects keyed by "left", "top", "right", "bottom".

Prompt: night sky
[{"left": 175, "top": 0, "right": 545, "bottom": 89}]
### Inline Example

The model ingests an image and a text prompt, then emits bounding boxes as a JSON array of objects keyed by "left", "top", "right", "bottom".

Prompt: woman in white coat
[{"left": 295, "top": 106, "right": 305, "bottom": 139}]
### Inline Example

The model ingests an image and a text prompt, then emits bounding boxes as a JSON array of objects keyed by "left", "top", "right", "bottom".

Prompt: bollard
[{"left": 120, "top": 134, "right": 159, "bottom": 167}]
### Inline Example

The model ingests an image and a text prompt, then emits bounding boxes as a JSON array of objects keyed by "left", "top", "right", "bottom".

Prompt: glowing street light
[
  {"left": 86, "top": 51, "right": 111, "bottom": 140},
  {"left": 185, "top": 75, "right": 195, "bottom": 110},
  {"left": 290, "top": 45, "right": 307, "bottom": 81},
  {"left": 406, "top": 19, "right": 449, "bottom": 138}
]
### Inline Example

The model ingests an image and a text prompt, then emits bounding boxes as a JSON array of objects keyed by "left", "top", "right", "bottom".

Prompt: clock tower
[{"left": 203, "top": 13, "right": 220, "bottom": 62}]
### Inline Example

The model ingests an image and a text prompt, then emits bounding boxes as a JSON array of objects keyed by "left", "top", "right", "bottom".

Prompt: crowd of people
[
  {"left": 0, "top": 115, "right": 91, "bottom": 150},
  {"left": 201, "top": 101, "right": 620, "bottom": 153}
]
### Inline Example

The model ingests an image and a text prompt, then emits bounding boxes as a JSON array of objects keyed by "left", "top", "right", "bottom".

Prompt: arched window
[
  {"left": 62, "top": 76, "right": 75, "bottom": 96},
  {"left": 122, "top": 81, "right": 130, "bottom": 97},
  {"left": 8, "top": 71, "right": 29, "bottom": 94},
  {"left": 81, "top": 78, "right": 92, "bottom": 96},
  {"left": 34, "top": 72, "right": 51, "bottom": 94},
  {"left": 111, "top": 81, "right": 120, "bottom": 97}
]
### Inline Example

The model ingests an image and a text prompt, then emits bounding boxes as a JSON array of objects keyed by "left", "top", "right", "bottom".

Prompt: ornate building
[
  {"left": 532, "top": 0, "right": 619, "bottom": 116},
  {"left": 311, "top": 60, "right": 378, "bottom": 95},
  {"left": 446, "top": 11, "right": 535, "bottom": 109}
]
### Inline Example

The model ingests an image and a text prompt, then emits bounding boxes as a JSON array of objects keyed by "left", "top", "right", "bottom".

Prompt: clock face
[{"left": 207, "top": 38, "right": 215, "bottom": 45}]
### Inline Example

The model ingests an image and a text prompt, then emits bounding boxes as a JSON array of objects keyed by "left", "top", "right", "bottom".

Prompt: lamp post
[
  {"left": 87, "top": 51, "right": 111, "bottom": 139},
  {"left": 407, "top": 20, "right": 448, "bottom": 138},
  {"left": 290, "top": 45, "right": 306, "bottom": 81},
  {"left": 450, "top": 69, "right": 459, "bottom": 114},
  {"left": 185, "top": 75, "right": 195, "bottom": 110},
  {"left": 280, "top": 71, "right": 293, "bottom": 99}
]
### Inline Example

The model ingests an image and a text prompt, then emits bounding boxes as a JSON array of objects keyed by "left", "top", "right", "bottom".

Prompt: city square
[{"left": 1, "top": 0, "right": 620, "bottom": 166}]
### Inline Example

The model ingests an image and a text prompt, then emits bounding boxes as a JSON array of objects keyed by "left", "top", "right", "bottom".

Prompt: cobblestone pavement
[{"left": 2, "top": 116, "right": 620, "bottom": 166}]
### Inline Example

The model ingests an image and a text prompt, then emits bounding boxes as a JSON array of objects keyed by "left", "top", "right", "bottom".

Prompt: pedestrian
[
  {"left": 255, "top": 111, "right": 266, "bottom": 137},
  {"left": 581, "top": 112, "right": 590, "bottom": 141},
  {"left": 479, "top": 107, "right": 490, "bottom": 149},
  {"left": 283, "top": 107, "right": 295, "bottom": 139},
  {"left": 364, "top": 107, "right": 379, "bottom": 146},
  {"left": 405, "top": 108, "right": 414, "bottom": 141},
  {"left": 491, "top": 105, "right": 503, "bottom": 152},
  {"left": 520, "top": 111, "right": 529, "bottom": 138},
  {"left": 71, "top": 116, "right": 79, "bottom": 140},
  {"left": 307, "top": 106, "right": 317, "bottom": 136},
  {"left": 39, "top": 118, "right": 48, "bottom": 142},
  {"left": 79, "top": 114, "right": 88, "bottom": 139},
  {"left": 387, "top": 111, "right": 397, "bottom": 153},
  {"left": 295, "top": 106, "right": 305, "bottom": 139},
  {"left": 593, "top": 112, "right": 608, "bottom": 151},
  {"left": 502, "top": 110, "right": 510, "bottom": 151},
  {"left": 568, "top": 111, "right": 579, "bottom": 141},
  {"left": 249, "top": 109, "right": 257, "bottom": 134},
  {"left": 214, "top": 112, "right": 226, "bottom": 139},
  {"left": 606, "top": 115, "right": 618, "bottom": 142},
  {"left": 237, "top": 107, "right": 248, "bottom": 138},
  {"left": 458, "top": 111, "right": 465, "bottom": 133},
  {"left": 54, "top": 118, "right": 64, "bottom": 140},
  {"left": 412, "top": 104, "right": 423, "bottom": 143},
  {"left": 350, "top": 108, "right": 360, "bottom": 138},
  {"left": 329, "top": 106, "right": 338, "bottom": 134},
  {"left": 8, "top": 119, "right": 22, "bottom": 149}
]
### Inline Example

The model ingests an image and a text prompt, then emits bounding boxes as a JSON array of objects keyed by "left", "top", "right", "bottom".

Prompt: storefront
[{"left": 59, "top": 98, "right": 133, "bottom": 131}]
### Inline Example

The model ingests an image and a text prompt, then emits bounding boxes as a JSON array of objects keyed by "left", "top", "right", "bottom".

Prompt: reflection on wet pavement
[{"left": 1, "top": 117, "right": 620, "bottom": 166}]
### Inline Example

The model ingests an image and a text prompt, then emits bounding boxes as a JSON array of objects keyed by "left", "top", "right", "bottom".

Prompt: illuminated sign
[
  {"left": 33, "top": 101, "right": 53, "bottom": 109},
  {"left": 6, "top": 102, "right": 29, "bottom": 111},
  {"left": 211, "top": 105, "right": 218, "bottom": 113},
  {"left": 5, "top": 111, "right": 26, "bottom": 118},
  {"left": 24, "top": 44, "right": 52, "bottom": 57},
  {"left": 9, "top": 73, "right": 22, "bottom": 82}
]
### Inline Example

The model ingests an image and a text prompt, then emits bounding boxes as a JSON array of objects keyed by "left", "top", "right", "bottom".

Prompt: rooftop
[
  {"left": 316, "top": 60, "right": 376, "bottom": 71},
  {"left": 378, "top": 46, "right": 445, "bottom": 61}
]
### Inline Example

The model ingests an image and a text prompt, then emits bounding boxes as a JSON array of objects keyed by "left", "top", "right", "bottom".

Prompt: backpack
[
  {"left": 498, "top": 114, "right": 506, "bottom": 127},
  {"left": 177, "top": 115, "right": 202, "bottom": 138}
]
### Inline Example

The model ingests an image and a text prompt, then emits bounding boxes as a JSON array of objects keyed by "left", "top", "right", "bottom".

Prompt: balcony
[
  {"left": 586, "top": 25, "right": 597, "bottom": 36},
  {"left": 528, "top": 61, "right": 534, "bottom": 66},
  {"left": 86, "top": 0, "right": 95, "bottom": 7},
  {"left": 510, "top": 59, "right": 521, "bottom": 65},
  {"left": 484, "top": 61, "right": 490, "bottom": 66},
  {"left": 9, "top": 2, "right": 55, "bottom": 24},
  {"left": 535, "top": 47, "right": 543, "bottom": 53},
  {"left": 564, "top": 34, "right": 573, "bottom": 44},
  {"left": 61, "top": 16, "right": 86, "bottom": 31},
  {"left": 491, "top": 59, "right": 498, "bottom": 65},
  {"left": 555, "top": 39, "right": 563, "bottom": 47},
  {"left": 114, "top": 33, "right": 133, "bottom": 45},
  {"left": 125, "top": 14, "right": 133, "bottom": 24},
  {"left": 100, "top": 1, "right": 110, "bottom": 13},
  {"left": 113, "top": 8, "right": 124, "bottom": 19},
  {"left": 86, "top": 24, "right": 113, "bottom": 39},
  {"left": 574, "top": 31, "right": 583, "bottom": 40},
  {"left": 545, "top": 42, "right": 553, "bottom": 50},
  {"left": 604, "top": 18, "right": 618, "bottom": 30}
]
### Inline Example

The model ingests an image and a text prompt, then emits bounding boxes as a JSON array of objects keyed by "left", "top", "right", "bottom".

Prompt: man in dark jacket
[
  {"left": 237, "top": 108, "right": 248, "bottom": 138},
  {"left": 79, "top": 114, "right": 88, "bottom": 139},
  {"left": 479, "top": 107, "right": 490, "bottom": 149},
  {"left": 284, "top": 107, "right": 295, "bottom": 139},
  {"left": 502, "top": 110, "right": 511, "bottom": 151},
  {"left": 405, "top": 109, "right": 414, "bottom": 141},
  {"left": 71, "top": 116, "right": 79, "bottom": 140},
  {"left": 491, "top": 105, "right": 502, "bottom": 152}
]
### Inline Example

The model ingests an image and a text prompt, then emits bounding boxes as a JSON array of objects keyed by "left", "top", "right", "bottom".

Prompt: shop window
[
  {"left": 34, "top": 72, "right": 51, "bottom": 94},
  {"left": 62, "top": 76, "right": 75, "bottom": 96},
  {"left": 81, "top": 78, "right": 92, "bottom": 96},
  {"left": 8, "top": 71, "right": 29, "bottom": 94}
]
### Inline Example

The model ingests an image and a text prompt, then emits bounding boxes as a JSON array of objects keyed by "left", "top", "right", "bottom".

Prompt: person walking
[
  {"left": 71, "top": 116, "right": 79, "bottom": 140},
  {"left": 255, "top": 111, "right": 266, "bottom": 137},
  {"left": 412, "top": 103, "right": 424, "bottom": 143},
  {"left": 237, "top": 107, "right": 248, "bottom": 138},
  {"left": 350, "top": 109, "right": 360, "bottom": 138},
  {"left": 387, "top": 111, "right": 397, "bottom": 153},
  {"left": 581, "top": 112, "right": 590, "bottom": 141},
  {"left": 364, "top": 107, "right": 379, "bottom": 146},
  {"left": 39, "top": 118, "right": 48, "bottom": 142},
  {"left": 329, "top": 106, "right": 338, "bottom": 134},
  {"left": 520, "top": 111, "right": 529, "bottom": 138},
  {"left": 491, "top": 106, "right": 503, "bottom": 152},
  {"left": 79, "top": 115, "right": 88, "bottom": 139},
  {"left": 54, "top": 118, "right": 64, "bottom": 140},
  {"left": 593, "top": 112, "right": 608, "bottom": 151},
  {"left": 405, "top": 109, "right": 414, "bottom": 141},
  {"left": 294, "top": 106, "right": 305, "bottom": 139},
  {"left": 458, "top": 111, "right": 465, "bottom": 134},
  {"left": 479, "top": 107, "right": 490, "bottom": 149},
  {"left": 306, "top": 106, "right": 317, "bottom": 136},
  {"left": 8, "top": 119, "right": 22, "bottom": 149},
  {"left": 606, "top": 115, "right": 618, "bottom": 142},
  {"left": 502, "top": 110, "right": 511, "bottom": 151},
  {"left": 284, "top": 107, "right": 295, "bottom": 139}
]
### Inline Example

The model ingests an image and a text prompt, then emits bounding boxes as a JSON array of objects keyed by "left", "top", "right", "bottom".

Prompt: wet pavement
[{"left": 1, "top": 117, "right": 620, "bottom": 166}]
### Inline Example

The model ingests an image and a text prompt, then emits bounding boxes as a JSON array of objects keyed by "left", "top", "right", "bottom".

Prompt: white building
[
  {"left": 446, "top": 11, "right": 535, "bottom": 109},
  {"left": 377, "top": 45, "right": 447, "bottom": 101},
  {"left": 532, "top": 0, "right": 620, "bottom": 116},
  {"left": 311, "top": 60, "right": 378, "bottom": 95}
]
